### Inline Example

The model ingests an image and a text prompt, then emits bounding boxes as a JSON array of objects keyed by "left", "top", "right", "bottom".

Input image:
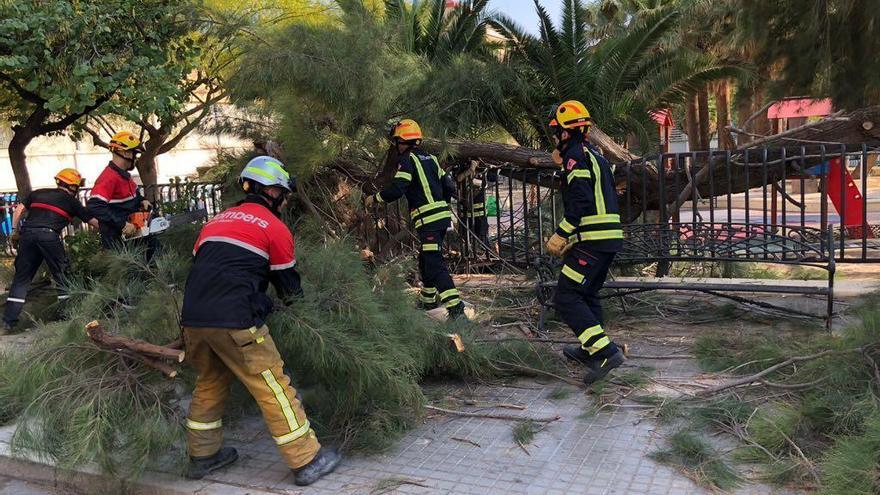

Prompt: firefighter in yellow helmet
[
  {"left": 365, "top": 119, "right": 465, "bottom": 318},
  {"left": 545, "top": 100, "right": 625, "bottom": 385},
  {"left": 86, "top": 131, "right": 152, "bottom": 248},
  {"left": 3, "top": 169, "right": 99, "bottom": 334}
]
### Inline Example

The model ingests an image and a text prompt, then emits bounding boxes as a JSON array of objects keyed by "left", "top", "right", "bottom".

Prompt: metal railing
[
  {"left": 0, "top": 182, "right": 223, "bottom": 255},
  {"left": 369, "top": 144, "right": 880, "bottom": 267}
]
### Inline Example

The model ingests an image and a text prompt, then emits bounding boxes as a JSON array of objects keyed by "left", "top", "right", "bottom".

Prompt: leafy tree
[
  {"left": 0, "top": 0, "right": 200, "bottom": 196},
  {"left": 738, "top": 0, "right": 880, "bottom": 110}
]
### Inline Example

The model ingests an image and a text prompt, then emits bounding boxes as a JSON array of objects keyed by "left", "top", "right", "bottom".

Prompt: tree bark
[
  {"left": 136, "top": 138, "right": 163, "bottom": 201},
  {"left": 7, "top": 107, "right": 50, "bottom": 197},
  {"left": 685, "top": 93, "right": 700, "bottom": 152},
  {"left": 715, "top": 81, "right": 734, "bottom": 150},
  {"left": 697, "top": 86, "right": 711, "bottom": 150},
  {"left": 8, "top": 131, "right": 34, "bottom": 197}
]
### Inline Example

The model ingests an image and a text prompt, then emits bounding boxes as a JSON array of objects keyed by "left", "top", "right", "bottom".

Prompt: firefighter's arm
[
  {"left": 555, "top": 174, "right": 596, "bottom": 237},
  {"left": 11, "top": 203, "right": 26, "bottom": 231},
  {"left": 268, "top": 229, "right": 303, "bottom": 302},
  {"left": 441, "top": 171, "right": 458, "bottom": 202},
  {"left": 375, "top": 156, "right": 413, "bottom": 204},
  {"left": 72, "top": 199, "right": 99, "bottom": 229},
  {"left": 86, "top": 197, "right": 125, "bottom": 229}
]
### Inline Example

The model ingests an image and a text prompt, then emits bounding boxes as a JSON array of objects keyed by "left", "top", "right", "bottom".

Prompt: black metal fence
[
  {"left": 0, "top": 182, "right": 223, "bottom": 254},
  {"left": 370, "top": 144, "right": 880, "bottom": 268}
]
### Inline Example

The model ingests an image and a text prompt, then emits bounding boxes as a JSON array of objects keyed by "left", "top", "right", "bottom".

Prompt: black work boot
[
  {"left": 583, "top": 349, "right": 625, "bottom": 385},
  {"left": 563, "top": 344, "right": 591, "bottom": 365},
  {"left": 293, "top": 447, "right": 341, "bottom": 486},
  {"left": 447, "top": 302, "right": 466, "bottom": 320},
  {"left": 418, "top": 300, "right": 439, "bottom": 311},
  {"left": 185, "top": 447, "right": 238, "bottom": 480}
]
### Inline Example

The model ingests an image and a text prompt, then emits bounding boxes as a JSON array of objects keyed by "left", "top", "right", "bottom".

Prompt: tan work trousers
[{"left": 184, "top": 325, "right": 321, "bottom": 469}]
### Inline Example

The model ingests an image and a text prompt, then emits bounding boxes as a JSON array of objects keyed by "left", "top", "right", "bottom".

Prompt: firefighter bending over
[
  {"left": 180, "top": 156, "right": 340, "bottom": 485},
  {"left": 3, "top": 169, "right": 98, "bottom": 334},
  {"left": 365, "top": 119, "right": 466, "bottom": 319}
]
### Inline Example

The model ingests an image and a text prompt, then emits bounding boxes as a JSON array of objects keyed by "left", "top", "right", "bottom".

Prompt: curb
[{"left": 0, "top": 450, "right": 285, "bottom": 495}]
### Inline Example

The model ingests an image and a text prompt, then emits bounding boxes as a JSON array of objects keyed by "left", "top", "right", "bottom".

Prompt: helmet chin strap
[{"left": 112, "top": 150, "right": 138, "bottom": 170}]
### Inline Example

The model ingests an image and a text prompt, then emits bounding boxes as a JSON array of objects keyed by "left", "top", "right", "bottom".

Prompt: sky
[{"left": 487, "top": 0, "right": 563, "bottom": 34}]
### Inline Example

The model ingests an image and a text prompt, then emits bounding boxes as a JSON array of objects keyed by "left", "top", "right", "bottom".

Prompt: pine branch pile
[{"left": 0, "top": 228, "right": 556, "bottom": 479}]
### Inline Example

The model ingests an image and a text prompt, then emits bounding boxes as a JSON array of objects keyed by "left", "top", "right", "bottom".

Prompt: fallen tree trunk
[{"left": 422, "top": 106, "right": 880, "bottom": 222}]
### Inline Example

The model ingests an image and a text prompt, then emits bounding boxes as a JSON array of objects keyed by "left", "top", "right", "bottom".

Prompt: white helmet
[{"left": 239, "top": 156, "right": 295, "bottom": 192}]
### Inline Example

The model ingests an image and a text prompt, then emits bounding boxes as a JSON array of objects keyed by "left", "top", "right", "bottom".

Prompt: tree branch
[
  {"left": 0, "top": 73, "right": 45, "bottom": 105},
  {"left": 83, "top": 126, "right": 111, "bottom": 149},
  {"left": 38, "top": 94, "right": 111, "bottom": 134}
]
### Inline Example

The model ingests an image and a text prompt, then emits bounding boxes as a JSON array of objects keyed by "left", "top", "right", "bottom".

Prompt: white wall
[{"left": 0, "top": 128, "right": 247, "bottom": 191}]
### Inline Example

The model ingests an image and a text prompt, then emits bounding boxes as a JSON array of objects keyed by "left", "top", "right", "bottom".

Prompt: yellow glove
[
  {"left": 9, "top": 231, "right": 20, "bottom": 249},
  {"left": 140, "top": 199, "right": 152, "bottom": 211},
  {"left": 122, "top": 222, "right": 138, "bottom": 238},
  {"left": 364, "top": 194, "right": 376, "bottom": 209},
  {"left": 545, "top": 233, "right": 569, "bottom": 258}
]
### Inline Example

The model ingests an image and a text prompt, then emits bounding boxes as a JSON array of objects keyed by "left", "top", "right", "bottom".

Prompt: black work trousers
[
  {"left": 4, "top": 228, "right": 70, "bottom": 326},
  {"left": 417, "top": 228, "right": 462, "bottom": 311},
  {"left": 553, "top": 244, "right": 619, "bottom": 360}
]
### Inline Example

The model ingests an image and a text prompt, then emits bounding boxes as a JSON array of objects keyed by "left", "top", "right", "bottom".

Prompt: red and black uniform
[
  {"left": 181, "top": 196, "right": 320, "bottom": 470},
  {"left": 376, "top": 148, "right": 462, "bottom": 312},
  {"left": 3, "top": 188, "right": 94, "bottom": 327},
  {"left": 181, "top": 197, "right": 302, "bottom": 329},
  {"left": 87, "top": 162, "right": 143, "bottom": 248},
  {"left": 553, "top": 139, "right": 622, "bottom": 360}
]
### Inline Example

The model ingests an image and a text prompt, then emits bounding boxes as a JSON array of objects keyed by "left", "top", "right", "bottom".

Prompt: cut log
[{"left": 85, "top": 321, "right": 185, "bottom": 363}]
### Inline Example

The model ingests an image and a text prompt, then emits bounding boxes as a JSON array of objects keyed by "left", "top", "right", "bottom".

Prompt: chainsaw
[{"left": 126, "top": 206, "right": 208, "bottom": 240}]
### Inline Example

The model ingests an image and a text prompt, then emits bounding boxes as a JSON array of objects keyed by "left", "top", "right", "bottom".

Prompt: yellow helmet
[
  {"left": 55, "top": 168, "right": 85, "bottom": 188},
  {"left": 389, "top": 119, "right": 423, "bottom": 142},
  {"left": 553, "top": 100, "right": 592, "bottom": 130},
  {"left": 108, "top": 131, "right": 143, "bottom": 152}
]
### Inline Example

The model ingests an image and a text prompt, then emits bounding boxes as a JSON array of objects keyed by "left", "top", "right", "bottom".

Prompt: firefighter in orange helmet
[{"left": 3, "top": 169, "right": 98, "bottom": 334}]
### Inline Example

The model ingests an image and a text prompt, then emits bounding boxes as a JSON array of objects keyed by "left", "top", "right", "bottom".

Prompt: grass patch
[
  {"left": 512, "top": 420, "right": 539, "bottom": 446},
  {"left": 547, "top": 386, "right": 573, "bottom": 400},
  {"left": 631, "top": 394, "right": 683, "bottom": 423},
  {"left": 650, "top": 431, "right": 741, "bottom": 491}
]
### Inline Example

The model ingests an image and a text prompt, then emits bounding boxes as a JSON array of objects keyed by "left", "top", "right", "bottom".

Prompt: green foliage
[
  {"left": 0, "top": 0, "right": 199, "bottom": 133},
  {"left": 63, "top": 229, "right": 102, "bottom": 278},
  {"left": 490, "top": 1, "right": 745, "bottom": 151},
  {"left": 819, "top": 405, "right": 880, "bottom": 495},
  {"left": 651, "top": 431, "right": 741, "bottom": 491},
  {"left": 268, "top": 237, "right": 551, "bottom": 450},
  {"left": 511, "top": 420, "right": 538, "bottom": 446},
  {"left": 0, "top": 245, "right": 191, "bottom": 479},
  {"left": 547, "top": 386, "right": 573, "bottom": 400},
  {"left": 738, "top": 0, "right": 880, "bottom": 109}
]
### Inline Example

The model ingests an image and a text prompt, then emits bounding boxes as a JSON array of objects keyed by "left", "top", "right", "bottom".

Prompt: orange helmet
[
  {"left": 552, "top": 100, "right": 592, "bottom": 130},
  {"left": 388, "top": 119, "right": 423, "bottom": 143},
  {"left": 55, "top": 168, "right": 85, "bottom": 188},
  {"left": 108, "top": 131, "right": 143, "bottom": 152}
]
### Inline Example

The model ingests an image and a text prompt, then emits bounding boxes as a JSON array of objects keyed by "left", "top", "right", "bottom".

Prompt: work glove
[
  {"left": 122, "top": 222, "right": 139, "bottom": 238},
  {"left": 140, "top": 199, "right": 152, "bottom": 211},
  {"left": 364, "top": 194, "right": 376, "bottom": 209},
  {"left": 545, "top": 233, "right": 570, "bottom": 258},
  {"left": 551, "top": 149, "right": 563, "bottom": 166},
  {"left": 9, "top": 231, "right": 19, "bottom": 250}
]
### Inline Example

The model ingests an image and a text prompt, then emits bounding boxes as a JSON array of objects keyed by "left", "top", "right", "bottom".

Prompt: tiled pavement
[
  {"left": 196, "top": 356, "right": 801, "bottom": 495},
  {"left": 0, "top": 338, "right": 803, "bottom": 494}
]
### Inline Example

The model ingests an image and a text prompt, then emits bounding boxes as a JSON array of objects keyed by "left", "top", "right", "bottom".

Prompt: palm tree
[
  {"left": 382, "top": 0, "right": 498, "bottom": 62},
  {"left": 491, "top": 0, "right": 744, "bottom": 152}
]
